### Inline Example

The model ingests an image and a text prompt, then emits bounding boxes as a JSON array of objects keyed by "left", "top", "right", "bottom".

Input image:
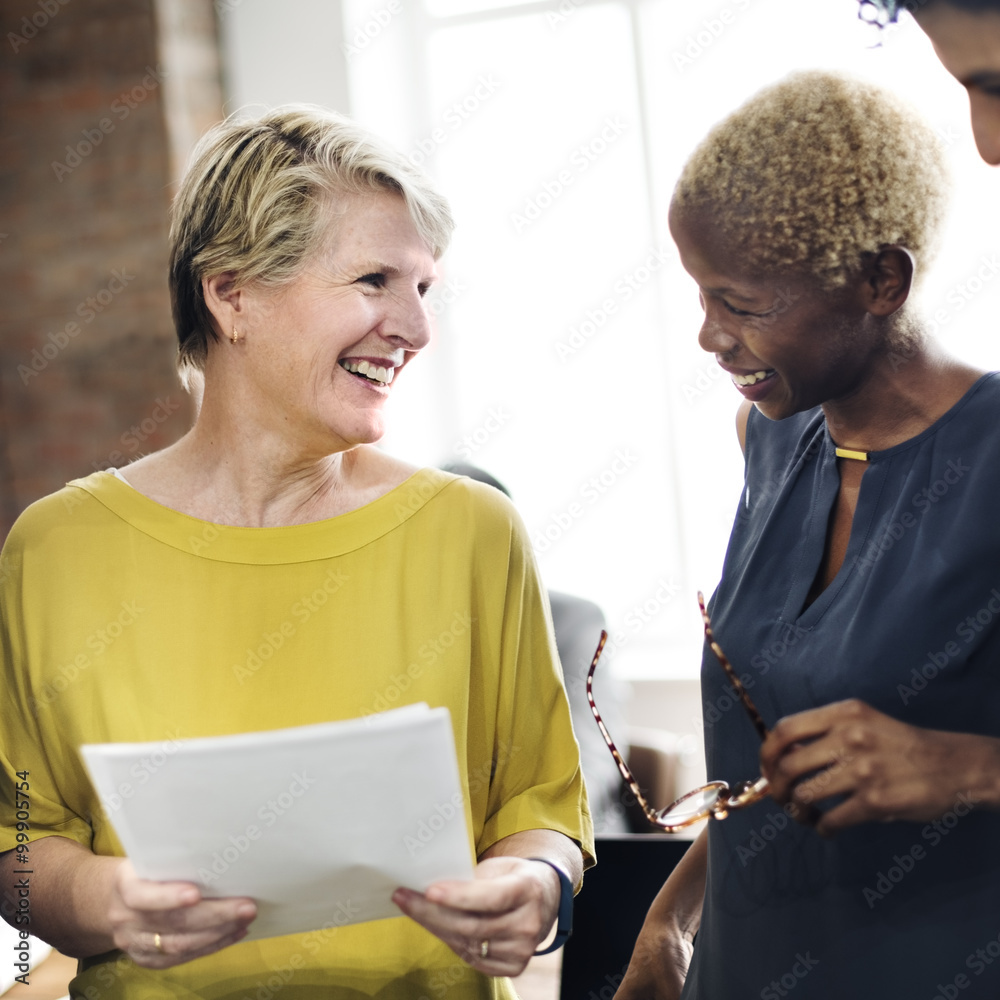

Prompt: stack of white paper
[{"left": 80, "top": 704, "right": 474, "bottom": 941}]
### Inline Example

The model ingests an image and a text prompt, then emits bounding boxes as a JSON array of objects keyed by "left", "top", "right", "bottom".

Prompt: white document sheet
[{"left": 80, "top": 704, "right": 474, "bottom": 941}]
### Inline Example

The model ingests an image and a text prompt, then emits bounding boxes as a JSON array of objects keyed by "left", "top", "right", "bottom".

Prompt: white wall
[{"left": 217, "top": 0, "right": 351, "bottom": 115}]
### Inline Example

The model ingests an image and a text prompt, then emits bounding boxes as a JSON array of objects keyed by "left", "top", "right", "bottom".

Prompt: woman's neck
[
  {"left": 120, "top": 406, "right": 415, "bottom": 527},
  {"left": 821, "top": 340, "right": 983, "bottom": 454}
]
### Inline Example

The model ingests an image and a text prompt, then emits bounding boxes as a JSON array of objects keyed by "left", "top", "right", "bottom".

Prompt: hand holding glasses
[{"left": 586, "top": 591, "right": 771, "bottom": 832}]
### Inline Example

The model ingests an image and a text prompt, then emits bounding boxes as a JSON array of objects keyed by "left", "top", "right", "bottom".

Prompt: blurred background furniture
[{"left": 560, "top": 834, "right": 692, "bottom": 1000}]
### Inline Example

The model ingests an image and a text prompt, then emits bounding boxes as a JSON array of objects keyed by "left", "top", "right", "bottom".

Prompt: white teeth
[
  {"left": 732, "top": 370, "right": 772, "bottom": 386},
  {"left": 340, "top": 360, "right": 394, "bottom": 385}
]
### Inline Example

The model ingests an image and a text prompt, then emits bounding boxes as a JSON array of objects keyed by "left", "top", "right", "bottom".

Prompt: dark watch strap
[{"left": 529, "top": 857, "right": 574, "bottom": 954}]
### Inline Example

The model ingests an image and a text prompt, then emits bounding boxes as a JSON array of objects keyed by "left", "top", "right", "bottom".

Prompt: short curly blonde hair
[
  {"left": 170, "top": 105, "right": 454, "bottom": 379},
  {"left": 672, "top": 71, "right": 950, "bottom": 290}
]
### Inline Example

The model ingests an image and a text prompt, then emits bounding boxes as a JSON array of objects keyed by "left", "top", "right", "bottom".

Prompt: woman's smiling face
[
  {"left": 668, "top": 203, "right": 885, "bottom": 422},
  {"left": 217, "top": 190, "right": 438, "bottom": 456}
]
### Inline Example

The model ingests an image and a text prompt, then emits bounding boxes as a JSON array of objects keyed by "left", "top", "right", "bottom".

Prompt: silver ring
[
  {"left": 153, "top": 932, "right": 165, "bottom": 954},
  {"left": 480, "top": 939, "right": 489, "bottom": 960}
]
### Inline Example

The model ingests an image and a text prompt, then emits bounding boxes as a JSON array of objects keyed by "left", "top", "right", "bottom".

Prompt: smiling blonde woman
[{"left": 0, "top": 106, "right": 593, "bottom": 1000}]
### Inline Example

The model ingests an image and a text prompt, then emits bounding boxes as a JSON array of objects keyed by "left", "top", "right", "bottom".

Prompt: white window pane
[
  {"left": 343, "top": 0, "right": 1000, "bottom": 679},
  {"left": 403, "top": 7, "right": 693, "bottom": 676},
  {"left": 424, "top": 0, "right": 542, "bottom": 21}
]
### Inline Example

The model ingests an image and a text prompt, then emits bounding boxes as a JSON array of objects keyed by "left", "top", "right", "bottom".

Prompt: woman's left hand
[
  {"left": 760, "top": 698, "right": 1000, "bottom": 836},
  {"left": 392, "top": 855, "right": 562, "bottom": 977}
]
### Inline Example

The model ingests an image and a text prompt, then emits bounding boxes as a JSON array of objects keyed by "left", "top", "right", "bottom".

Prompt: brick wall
[{"left": 0, "top": 0, "right": 223, "bottom": 541}]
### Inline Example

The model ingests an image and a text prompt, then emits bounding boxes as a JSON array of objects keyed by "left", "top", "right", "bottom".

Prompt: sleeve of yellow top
[
  {"left": 474, "top": 505, "right": 595, "bottom": 876},
  {"left": 0, "top": 511, "right": 94, "bottom": 855}
]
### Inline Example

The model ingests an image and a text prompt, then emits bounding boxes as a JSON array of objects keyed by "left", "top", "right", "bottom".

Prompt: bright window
[{"left": 342, "top": 0, "right": 998, "bottom": 678}]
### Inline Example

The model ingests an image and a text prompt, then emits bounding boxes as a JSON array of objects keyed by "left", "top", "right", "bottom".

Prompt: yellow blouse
[{"left": 0, "top": 469, "right": 593, "bottom": 999}]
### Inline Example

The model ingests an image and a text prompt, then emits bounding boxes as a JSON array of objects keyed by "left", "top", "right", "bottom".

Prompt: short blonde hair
[
  {"left": 169, "top": 105, "right": 454, "bottom": 377},
  {"left": 672, "top": 71, "right": 950, "bottom": 290}
]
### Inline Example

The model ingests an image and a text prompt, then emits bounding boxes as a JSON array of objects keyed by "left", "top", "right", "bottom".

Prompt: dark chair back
[{"left": 560, "top": 833, "right": 692, "bottom": 1000}]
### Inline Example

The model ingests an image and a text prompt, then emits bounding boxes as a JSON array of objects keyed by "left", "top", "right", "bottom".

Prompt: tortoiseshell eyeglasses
[{"left": 586, "top": 591, "right": 770, "bottom": 832}]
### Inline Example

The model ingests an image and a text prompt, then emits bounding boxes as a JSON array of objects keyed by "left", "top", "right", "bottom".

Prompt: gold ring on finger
[
  {"left": 154, "top": 932, "right": 165, "bottom": 954},
  {"left": 480, "top": 939, "right": 489, "bottom": 960}
]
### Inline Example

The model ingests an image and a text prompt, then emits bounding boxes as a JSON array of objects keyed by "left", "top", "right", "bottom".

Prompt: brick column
[{"left": 0, "top": 0, "right": 223, "bottom": 541}]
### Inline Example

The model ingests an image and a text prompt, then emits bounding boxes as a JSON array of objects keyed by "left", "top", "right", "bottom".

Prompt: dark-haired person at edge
[
  {"left": 0, "top": 107, "right": 592, "bottom": 999},
  {"left": 860, "top": 0, "right": 1000, "bottom": 165},
  {"left": 616, "top": 71, "right": 1000, "bottom": 999}
]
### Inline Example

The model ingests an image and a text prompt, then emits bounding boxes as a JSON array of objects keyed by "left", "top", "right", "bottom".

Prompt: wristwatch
[{"left": 529, "top": 857, "right": 574, "bottom": 954}]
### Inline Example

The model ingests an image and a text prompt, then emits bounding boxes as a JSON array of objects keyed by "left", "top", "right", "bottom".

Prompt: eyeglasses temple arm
[
  {"left": 585, "top": 630, "right": 667, "bottom": 827},
  {"left": 697, "top": 591, "right": 769, "bottom": 742}
]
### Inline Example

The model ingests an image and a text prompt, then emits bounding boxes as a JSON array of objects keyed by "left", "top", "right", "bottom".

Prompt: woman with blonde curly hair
[{"left": 616, "top": 70, "right": 1000, "bottom": 999}]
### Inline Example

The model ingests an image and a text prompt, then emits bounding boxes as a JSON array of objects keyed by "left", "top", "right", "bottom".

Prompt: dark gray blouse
[{"left": 682, "top": 372, "right": 1000, "bottom": 999}]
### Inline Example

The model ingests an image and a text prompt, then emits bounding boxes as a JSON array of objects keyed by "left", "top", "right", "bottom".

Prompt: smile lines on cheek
[{"left": 339, "top": 360, "right": 394, "bottom": 385}]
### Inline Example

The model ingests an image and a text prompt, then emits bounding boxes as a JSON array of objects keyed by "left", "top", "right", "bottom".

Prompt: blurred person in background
[{"left": 861, "top": 0, "right": 1000, "bottom": 164}]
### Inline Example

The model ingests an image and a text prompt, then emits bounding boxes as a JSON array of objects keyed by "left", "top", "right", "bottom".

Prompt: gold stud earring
[{"left": 230, "top": 327, "right": 239, "bottom": 345}]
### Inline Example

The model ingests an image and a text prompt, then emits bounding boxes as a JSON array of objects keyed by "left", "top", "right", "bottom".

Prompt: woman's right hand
[{"left": 109, "top": 860, "right": 257, "bottom": 968}]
